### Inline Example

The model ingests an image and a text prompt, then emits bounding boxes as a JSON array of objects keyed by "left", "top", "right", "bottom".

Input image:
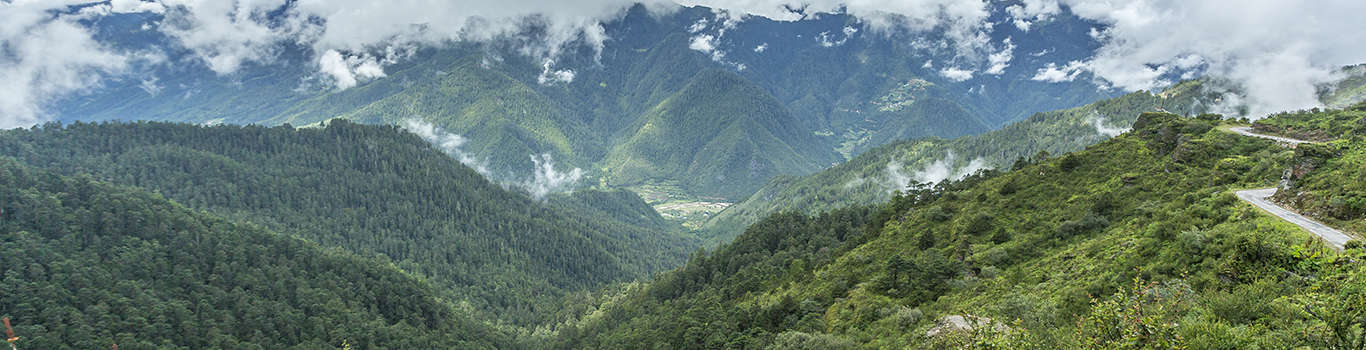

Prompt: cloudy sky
[{"left": 2, "top": 0, "right": 1365, "bottom": 128}]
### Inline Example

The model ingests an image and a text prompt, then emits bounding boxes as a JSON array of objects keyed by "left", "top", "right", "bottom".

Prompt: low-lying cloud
[
  {"left": 403, "top": 118, "right": 582, "bottom": 200},
  {"left": 883, "top": 151, "right": 989, "bottom": 193},
  {"left": 939, "top": 67, "right": 975, "bottom": 82},
  {"left": 522, "top": 154, "right": 585, "bottom": 200},
  {"left": 1088, "top": 113, "right": 1130, "bottom": 138},
  {"left": 401, "top": 119, "right": 491, "bottom": 176}
]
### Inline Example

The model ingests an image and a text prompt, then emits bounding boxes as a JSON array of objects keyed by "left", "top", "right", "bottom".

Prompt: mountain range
[
  {"left": 56, "top": 2, "right": 1115, "bottom": 201},
  {"left": 4, "top": 1, "right": 1365, "bottom": 349}
]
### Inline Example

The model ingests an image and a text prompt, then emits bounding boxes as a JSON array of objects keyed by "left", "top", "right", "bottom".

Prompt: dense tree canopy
[
  {"left": 0, "top": 159, "right": 507, "bottom": 349},
  {"left": 0, "top": 120, "right": 697, "bottom": 325}
]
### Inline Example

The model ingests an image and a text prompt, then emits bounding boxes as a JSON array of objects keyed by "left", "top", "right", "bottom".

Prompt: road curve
[
  {"left": 1236, "top": 188, "right": 1352, "bottom": 250},
  {"left": 1229, "top": 126, "right": 1311, "bottom": 145}
]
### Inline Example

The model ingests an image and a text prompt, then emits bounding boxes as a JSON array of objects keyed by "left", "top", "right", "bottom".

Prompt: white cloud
[
  {"left": 688, "top": 18, "right": 709, "bottom": 33},
  {"left": 537, "top": 59, "right": 576, "bottom": 85},
  {"left": 753, "top": 43, "right": 768, "bottom": 53},
  {"left": 1088, "top": 113, "right": 1130, "bottom": 137},
  {"left": 1018, "top": 0, "right": 1366, "bottom": 118},
  {"left": 883, "top": 151, "right": 989, "bottom": 193},
  {"left": 689, "top": 34, "right": 717, "bottom": 53},
  {"left": 522, "top": 153, "right": 584, "bottom": 201},
  {"left": 680, "top": 0, "right": 992, "bottom": 58},
  {"left": 156, "top": 0, "right": 294, "bottom": 75},
  {"left": 688, "top": 33, "right": 747, "bottom": 70},
  {"left": 2, "top": 0, "right": 1005, "bottom": 126},
  {"left": 816, "top": 26, "right": 858, "bottom": 47},
  {"left": 403, "top": 119, "right": 581, "bottom": 200},
  {"left": 111, "top": 0, "right": 166, "bottom": 14},
  {"left": 1031, "top": 61, "right": 1088, "bottom": 82},
  {"left": 138, "top": 77, "right": 162, "bottom": 96},
  {"left": 709, "top": 7, "right": 745, "bottom": 34},
  {"left": 142, "top": 0, "right": 655, "bottom": 86},
  {"left": 1006, "top": 6, "right": 1031, "bottom": 32},
  {"left": 984, "top": 37, "right": 1014, "bottom": 75},
  {"left": 939, "top": 67, "right": 975, "bottom": 82},
  {"left": 319, "top": 50, "right": 388, "bottom": 89},
  {"left": 1006, "top": 0, "right": 1060, "bottom": 32},
  {"left": 689, "top": 33, "right": 729, "bottom": 62},
  {"left": 401, "top": 119, "right": 491, "bottom": 176},
  {"left": 884, "top": 160, "right": 911, "bottom": 193},
  {"left": 0, "top": 0, "right": 157, "bottom": 129},
  {"left": 10, "top": 0, "right": 1366, "bottom": 126},
  {"left": 913, "top": 154, "right": 987, "bottom": 185}
]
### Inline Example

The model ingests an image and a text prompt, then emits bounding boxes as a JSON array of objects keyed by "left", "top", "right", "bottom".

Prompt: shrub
[
  {"left": 979, "top": 266, "right": 1003, "bottom": 279},
  {"left": 767, "top": 331, "right": 856, "bottom": 350},
  {"left": 1196, "top": 113, "right": 1224, "bottom": 121},
  {"left": 975, "top": 246, "right": 1010, "bottom": 266},
  {"left": 1055, "top": 212, "right": 1110, "bottom": 239},
  {"left": 999, "top": 180, "right": 1020, "bottom": 195},
  {"left": 892, "top": 307, "right": 924, "bottom": 329},
  {"left": 990, "top": 230, "right": 1012, "bottom": 244},
  {"left": 966, "top": 213, "right": 996, "bottom": 236},
  {"left": 927, "top": 206, "right": 954, "bottom": 222},
  {"left": 1059, "top": 155, "right": 1083, "bottom": 172},
  {"left": 1177, "top": 230, "right": 1206, "bottom": 255}
]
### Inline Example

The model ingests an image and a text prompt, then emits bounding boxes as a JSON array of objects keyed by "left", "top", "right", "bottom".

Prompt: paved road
[
  {"left": 1236, "top": 188, "right": 1352, "bottom": 250},
  {"left": 1229, "top": 126, "right": 1311, "bottom": 145}
]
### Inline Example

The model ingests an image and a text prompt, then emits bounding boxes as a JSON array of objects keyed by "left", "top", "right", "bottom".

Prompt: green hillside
[
  {"left": 0, "top": 120, "right": 698, "bottom": 325},
  {"left": 555, "top": 111, "right": 1365, "bottom": 348},
  {"left": 604, "top": 69, "right": 839, "bottom": 200},
  {"left": 0, "top": 159, "right": 507, "bottom": 349},
  {"left": 277, "top": 51, "right": 601, "bottom": 176},
  {"left": 854, "top": 96, "right": 988, "bottom": 156},
  {"left": 1258, "top": 102, "right": 1366, "bottom": 234},
  {"left": 1321, "top": 65, "right": 1366, "bottom": 109},
  {"left": 702, "top": 81, "right": 1223, "bottom": 242}
]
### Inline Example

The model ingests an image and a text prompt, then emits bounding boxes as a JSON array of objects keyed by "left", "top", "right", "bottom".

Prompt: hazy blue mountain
[{"left": 54, "top": 2, "right": 1114, "bottom": 199}]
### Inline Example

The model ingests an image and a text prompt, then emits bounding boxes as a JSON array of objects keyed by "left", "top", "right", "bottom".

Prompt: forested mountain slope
[
  {"left": 556, "top": 111, "right": 1365, "bottom": 348},
  {"left": 55, "top": 3, "right": 1113, "bottom": 199},
  {"left": 0, "top": 120, "right": 697, "bottom": 325},
  {"left": 0, "top": 159, "right": 507, "bottom": 349},
  {"left": 604, "top": 69, "right": 839, "bottom": 198},
  {"left": 702, "top": 80, "right": 1223, "bottom": 241}
]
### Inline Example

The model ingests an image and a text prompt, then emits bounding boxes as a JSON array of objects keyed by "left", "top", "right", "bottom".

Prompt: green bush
[
  {"left": 1055, "top": 212, "right": 1110, "bottom": 239},
  {"left": 1059, "top": 155, "right": 1083, "bottom": 171},
  {"left": 766, "top": 331, "right": 855, "bottom": 350}
]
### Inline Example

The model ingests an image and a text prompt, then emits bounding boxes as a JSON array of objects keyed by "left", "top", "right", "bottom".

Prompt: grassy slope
[
  {"left": 558, "top": 112, "right": 1366, "bottom": 348},
  {"left": 702, "top": 81, "right": 1222, "bottom": 242}
]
